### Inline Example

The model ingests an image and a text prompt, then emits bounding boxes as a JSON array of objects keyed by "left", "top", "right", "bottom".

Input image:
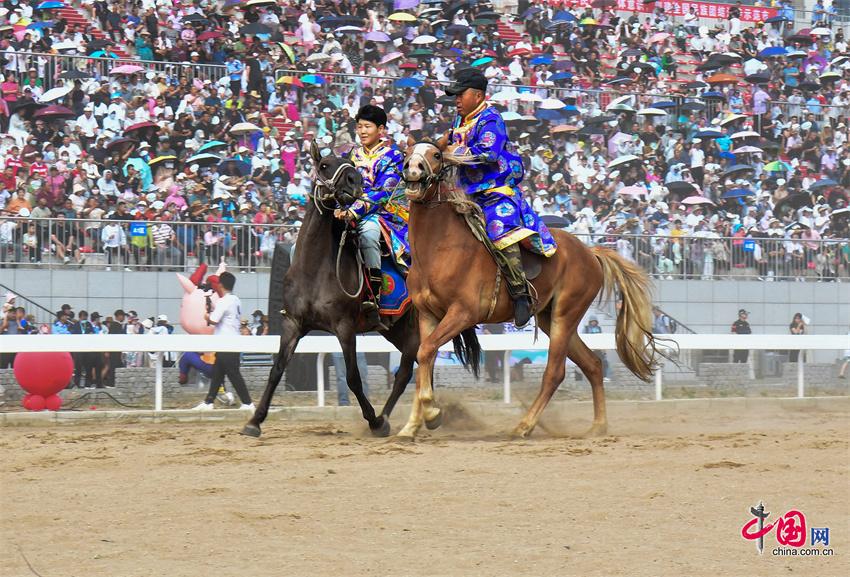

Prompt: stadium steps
[
  {"left": 269, "top": 117, "right": 295, "bottom": 141},
  {"left": 56, "top": 5, "right": 130, "bottom": 59}
]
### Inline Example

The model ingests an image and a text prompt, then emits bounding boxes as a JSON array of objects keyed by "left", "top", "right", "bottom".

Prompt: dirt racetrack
[{"left": 1, "top": 397, "right": 848, "bottom": 577}]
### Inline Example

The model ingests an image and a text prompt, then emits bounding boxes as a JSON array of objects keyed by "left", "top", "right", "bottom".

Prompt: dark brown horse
[
  {"left": 397, "top": 142, "right": 663, "bottom": 439},
  {"left": 241, "top": 142, "right": 419, "bottom": 438}
]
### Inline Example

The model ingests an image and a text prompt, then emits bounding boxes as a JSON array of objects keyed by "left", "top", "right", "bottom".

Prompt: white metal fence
[{"left": 3, "top": 333, "right": 847, "bottom": 411}]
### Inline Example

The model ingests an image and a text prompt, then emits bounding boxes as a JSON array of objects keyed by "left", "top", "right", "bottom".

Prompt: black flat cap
[{"left": 445, "top": 67, "right": 488, "bottom": 96}]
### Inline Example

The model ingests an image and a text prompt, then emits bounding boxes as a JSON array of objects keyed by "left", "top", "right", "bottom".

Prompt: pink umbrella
[
  {"left": 681, "top": 195, "right": 715, "bottom": 206},
  {"left": 364, "top": 30, "right": 391, "bottom": 42},
  {"left": 110, "top": 64, "right": 145, "bottom": 75},
  {"left": 380, "top": 51, "right": 403, "bottom": 65},
  {"left": 650, "top": 32, "right": 671, "bottom": 44},
  {"left": 618, "top": 185, "right": 647, "bottom": 197}
]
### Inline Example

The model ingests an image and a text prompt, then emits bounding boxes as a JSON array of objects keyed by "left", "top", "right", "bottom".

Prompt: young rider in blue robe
[{"left": 334, "top": 105, "right": 408, "bottom": 327}]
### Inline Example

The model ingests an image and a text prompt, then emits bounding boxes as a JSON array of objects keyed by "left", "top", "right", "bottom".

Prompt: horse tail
[
  {"left": 267, "top": 242, "right": 292, "bottom": 336},
  {"left": 452, "top": 327, "right": 481, "bottom": 379},
  {"left": 592, "top": 247, "right": 661, "bottom": 382}
]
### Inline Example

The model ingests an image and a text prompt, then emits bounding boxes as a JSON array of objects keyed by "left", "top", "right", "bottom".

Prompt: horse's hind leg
[
  {"left": 512, "top": 311, "right": 572, "bottom": 439},
  {"left": 337, "top": 324, "right": 386, "bottom": 436},
  {"left": 566, "top": 333, "right": 608, "bottom": 436},
  {"left": 242, "top": 317, "right": 301, "bottom": 438},
  {"left": 378, "top": 319, "right": 418, "bottom": 429}
]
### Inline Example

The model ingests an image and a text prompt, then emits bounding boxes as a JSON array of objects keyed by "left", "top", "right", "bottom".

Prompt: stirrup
[{"left": 361, "top": 301, "right": 389, "bottom": 331}]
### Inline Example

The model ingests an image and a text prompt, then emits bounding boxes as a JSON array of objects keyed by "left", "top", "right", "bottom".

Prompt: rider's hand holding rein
[{"left": 334, "top": 208, "right": 355, "bottom": 221}]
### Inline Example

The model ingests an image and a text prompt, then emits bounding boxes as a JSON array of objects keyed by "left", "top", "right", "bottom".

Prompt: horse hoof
[
  {"left": 510, "top": 426, "right": 533, "bottom": 439},
  {"left": 424, "top": 409, "right": 443, "bottom": 430},
  {"left": 370, "top": 417, "right": 391, "bottom": 437},
  {"left": 240, "top": 424, "right": 261, "bottom": 438},
  {"left": 584, "top": 423, "right": 608, "bottom": 437}
]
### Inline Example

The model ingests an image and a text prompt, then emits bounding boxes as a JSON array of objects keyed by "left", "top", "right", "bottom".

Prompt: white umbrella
[
  {"left": 681, "top": 196, "right": 715, "bottom": 206},
  {"left": 39, "top": 85, "right": 73, "bottom": 103},
  {"left": 335, "top": 26, "right": 364, "bottom": 33},
  {"left": 306, "top": 53, "right": 330, "bottom": 63},
  {"left": 540, "top": 98, "right": 566, "bottom": 110},
  {"left": 811, "top": 27, "right": 831, "bottom": 36},
  {"left": 519, "top": 92, "right": 543, "bottom": 103},
  {"left": 636, "top": 107, "right": 667, "bottom": 116},
  {"left": 719, "top": 114, "right": 747, "bottom": 126},
  {"left": 731, "top": 130, "right": 760, "bottom": 139},
  {"left": 230, "top": 122, "right": 262, "bottom": 135},
  {"left": 412, "top": 35, "right": 437, "bottom": 45},
  {"left": 608, "top": 154, "right": 640, "bottom": 169},
  {"left": 501, "top": 111, "right": 522, "bottom": 121},
  {"left": 607, "top": 103, "right": 635, "bottom": 113},
  {"left": 490, "top": 90, "right": 518, "bottom": 102},
  {"left": 51, "top": 40, "right": 78, "bottom": 51},
  {"left": 606, "top": 95, "right": 633, "bottom": 110},
  {"left": 733, "top": 146, "right": 763, "bottom": 154}
]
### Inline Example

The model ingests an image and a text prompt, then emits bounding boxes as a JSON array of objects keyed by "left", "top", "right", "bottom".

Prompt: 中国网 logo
[{"left": 741, "top": 501, "right": 833, "bottom": 557}]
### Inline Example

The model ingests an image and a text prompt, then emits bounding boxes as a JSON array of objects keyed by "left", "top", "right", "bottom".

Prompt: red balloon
[
  {"left": 13, "top": 352, "right": 74, "bottom": 397},
  {"left": 45, "top": 394, "right": 62, "bottom": 411},
  {"left": 26, "top": 395, "right": 46, "bottom": 411}
]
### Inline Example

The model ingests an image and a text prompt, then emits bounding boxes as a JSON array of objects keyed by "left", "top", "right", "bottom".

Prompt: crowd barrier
[
  {"left": 1, "top": 218, "right": 847, "bottom": 281},
  {"left": 3, "top": 333, "right": 847, "bottom": 411}
]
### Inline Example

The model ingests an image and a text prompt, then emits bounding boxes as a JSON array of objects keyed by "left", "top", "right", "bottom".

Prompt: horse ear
[
  {"left": 309, "top": 140, "right": 321, "bottom": 165},
  {"left": 406, "top": 134, "right": 417, "bottom": 149}
]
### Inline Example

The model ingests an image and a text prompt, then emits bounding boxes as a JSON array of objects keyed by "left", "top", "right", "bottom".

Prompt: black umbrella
[
  {"left": 745, "top": 72, "right": 771, "bottom": 84},
  {"left": 798, "top": 81, "right": 820, "bottom": 92},
  {"left": 604, "top": 77, "right": 633, "bottom": 86},
  {"left": 444, "top": 0, "right": 475, "bottom": 19},
  {"left": 239, "top": 22, "right": 273, "bottom": 35},
  {"left": 577, "top": 125, "right": 606, "bottom": 136},
  {"left": 682, "top": 81, "right": 709, "bottom": 90},
  {"left": 182, "top": 14, "right": 208, "bottom": 24},
  {"left": 9, "top": 100, "right": 43, "bottom": 115},
  {"left": 585, "top": 115, "right": 617, "bottom": 125},
  {"left": 620, "top": 48, "right": 643, "bottom": 58},
  {"left": 722, "top": 164, "right": 755, "bottom": 178},
  {"left": 542, "top": 215, "right": 570, "bottom": 228},
  {"left": 445, "top": 24, "right": 471, "bottom": 35},
  {"left": 59, "top": 69, "right": 93, "bottom": 80},
  {"left": 476, "top": 10, "right": 501, "bottom": 19},
  {"left": 666, "top": 181, "right": 698, "bottom": 195},
  {"left": 680, "top": 101, "right": 706, "bottom": 112},
  {"left": 695, "top": 60, "right": 724, "bottom": 72},
  {"left": 86, "top": 39, "right": 112, "bottom": 53},
  {"left": 105, "top": 137, "right": 138, "bottom": 153},
  {"left": 317, "top": 15, "right": 363, "bottom": 27},
  {"left": 786, "top": 33, "right": 813, "bottom": 44},
  {"left": 810, "top": 178, "right": 839, "bottom": 191},
  {"left": 436, "top": 94, "right": 456, "bottom": 105}
]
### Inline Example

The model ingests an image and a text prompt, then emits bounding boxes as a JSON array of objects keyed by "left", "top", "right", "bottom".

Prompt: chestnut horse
[{"left": 398, "top": 142, "right": 663, "bottom": 439}]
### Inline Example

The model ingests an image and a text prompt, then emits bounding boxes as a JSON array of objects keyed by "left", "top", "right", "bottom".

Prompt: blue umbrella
[
  {"left": 651, "top": 100, "right": 677, "bottom": 109},
  {"left": 535, "top": 108, "right": 569, "bottom": 121},
  {"left": 550, "top": 72, "right": 574, "bottom": 81},
  {"left": 198, "top": 140, "right": 228, "bottom": 154},
  {"left": 27, "top": 21, "right": 54, "bottom": 30},
  {"left": 722, "top": 164, "right": 755, "bottom": 178},
  {"left": 218, "top": 158, "right": 252, "bottom": 177},
  {"left": 530, "top": 54, "right": 553, "bottom": 65},
  {"left": 765, "top": 15, "right": 790, "bottom": 23},
  {"left": 810, "top": 178, "right": 839, "bottom": 190},
  {"left": 553, "top": 11, "right": 579, "bottom": 22},
  {"left": 394, "top": 77, "right": 423, "bottom": 88},
  {"left": 758, "top": 46, "right": 787, "bottom": 58},
  {"left": 696, "top": 130, "right": 724, "bottom": 139},
  {"left": 36, "top": 1, "right": 64, "bottom": 9},
  {"left": 89, "top": 50, "right": 118, "bottom": 59},
  {"left": 300, "top": 74, "right": 325, "bottom": 85},
  {"left": 471, "top": 56, "right": 493, "bottom": 67},
  {"left": 187, "top": 153, "right": 222, "bottom": 167},
  {"left": 722, "top": 188, "right": 755, "bottom": 199},
  {"left": 701, "top": 91, "right": 726, "bottom": 100}
]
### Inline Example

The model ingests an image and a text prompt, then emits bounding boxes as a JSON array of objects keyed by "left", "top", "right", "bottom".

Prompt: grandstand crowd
[{"left": 0, "top": 0, "right": 848, "bottom": 283}]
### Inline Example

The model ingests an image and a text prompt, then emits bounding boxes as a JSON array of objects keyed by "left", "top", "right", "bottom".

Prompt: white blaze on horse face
[{"left": 407, "top": 143, "right": 436, "bottom": 181}]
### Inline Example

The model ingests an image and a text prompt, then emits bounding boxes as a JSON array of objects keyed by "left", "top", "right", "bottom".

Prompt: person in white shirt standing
[{"left": 193, "top": 272, "right": 254, "bottom": 411}]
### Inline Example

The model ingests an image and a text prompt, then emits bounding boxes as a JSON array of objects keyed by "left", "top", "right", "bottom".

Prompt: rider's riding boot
[
  {"left": 362, "top": 268, "right": 388, "bottom": 331},
  {"left": 499, "top": 243, "right": 533, "bottom": 328}
]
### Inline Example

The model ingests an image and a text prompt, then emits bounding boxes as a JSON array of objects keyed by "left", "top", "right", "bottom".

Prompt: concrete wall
[
  {"left": 2, "top": 268, "right": 272, "bottom": 326},
  {"left": 4, "top": 270, "right": 847, "bottom": 335}
]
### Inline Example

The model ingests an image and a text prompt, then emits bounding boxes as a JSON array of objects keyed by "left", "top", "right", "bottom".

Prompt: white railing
[{"left": 3, "top": 334, "right": 847, "bottom": 411}]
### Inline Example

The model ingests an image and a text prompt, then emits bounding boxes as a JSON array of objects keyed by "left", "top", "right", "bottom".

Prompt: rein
[{"left": 310, "top": 160, "right": 358, "bottom": 215}]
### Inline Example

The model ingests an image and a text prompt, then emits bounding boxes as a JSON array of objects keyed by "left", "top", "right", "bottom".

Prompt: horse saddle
[{"left": 521, "top": 248, "right": 544, "bottom": 281}]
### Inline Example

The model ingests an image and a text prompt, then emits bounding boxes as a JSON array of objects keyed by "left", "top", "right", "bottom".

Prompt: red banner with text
[{"left": 565, "top": 1, "right": 778, "bottom": 22}]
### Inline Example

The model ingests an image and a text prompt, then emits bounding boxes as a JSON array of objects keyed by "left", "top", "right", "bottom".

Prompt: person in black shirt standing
[{"left": 731, "top": 309, "right": 751, "bottom": 363}]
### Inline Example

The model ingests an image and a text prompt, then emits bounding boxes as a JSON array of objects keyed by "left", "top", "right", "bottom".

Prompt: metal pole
[
  {"left": 797, "top": 352, "right": 805, "bottom": 398},
  {"left": 155, "top": 352, "right": 163, "bottom": 411},
  {"left": 503, "top": 350, "right": 511, "bottom": 403},
  {"left": 316, "top": 352, "right": 326, "bottom": 407},
  {"left": 654, "top": 364, "right": 663, "bottom": 401}
]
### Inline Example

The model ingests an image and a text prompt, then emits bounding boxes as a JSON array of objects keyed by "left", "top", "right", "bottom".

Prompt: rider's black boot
[{"left": 362, "top": 268, "right": 389, "bottom": 331}]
